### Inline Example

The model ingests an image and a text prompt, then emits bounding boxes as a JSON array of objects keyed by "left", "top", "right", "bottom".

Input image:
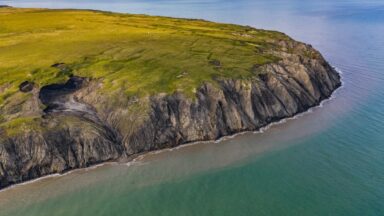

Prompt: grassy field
[{"left": 0, "top": 7, "right": 290, "bottom": 131}]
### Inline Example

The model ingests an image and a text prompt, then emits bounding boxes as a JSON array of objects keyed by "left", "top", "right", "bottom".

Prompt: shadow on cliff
[{"left": 38, "top": 76, "right": 122, "bottom": 146}]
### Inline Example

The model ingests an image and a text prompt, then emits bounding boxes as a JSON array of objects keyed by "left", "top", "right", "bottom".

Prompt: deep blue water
[{"left": 0, "top": 0, "right": 384, "bottom": 215}]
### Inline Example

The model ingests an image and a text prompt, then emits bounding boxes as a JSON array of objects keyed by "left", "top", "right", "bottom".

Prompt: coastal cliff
[{"left": 0, "top": 41, "right": 341, "bottom": 189}]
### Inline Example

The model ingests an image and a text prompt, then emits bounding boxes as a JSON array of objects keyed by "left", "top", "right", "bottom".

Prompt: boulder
[{"left": 19, "top": 81, "right": 35, "bottom": 92}]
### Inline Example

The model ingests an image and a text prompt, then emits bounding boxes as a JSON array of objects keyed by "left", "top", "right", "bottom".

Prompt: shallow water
[{"left": 1, "top": 0, "right": 384, "bottom": 215}]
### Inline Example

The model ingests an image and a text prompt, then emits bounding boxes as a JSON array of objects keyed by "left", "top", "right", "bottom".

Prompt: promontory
[{"left": 0, "top": 8, "right": 341, "bottom": 189}]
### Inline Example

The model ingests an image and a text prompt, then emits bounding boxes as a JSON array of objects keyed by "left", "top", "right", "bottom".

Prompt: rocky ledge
[{"left": 0, "top": 41, "right": 341, "bottom": 189}]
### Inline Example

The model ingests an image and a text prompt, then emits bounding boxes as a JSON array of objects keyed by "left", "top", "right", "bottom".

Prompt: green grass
[
  {"left": 0, "top": 7, "right": 291, "bottom": 134},
  {"left": 0, "top": 116, "right": 41, "bottom": 136}
]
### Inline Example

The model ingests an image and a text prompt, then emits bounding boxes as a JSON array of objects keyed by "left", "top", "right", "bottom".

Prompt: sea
[{"left": 0, "top": 0, "right": 384, "bottom": 215}]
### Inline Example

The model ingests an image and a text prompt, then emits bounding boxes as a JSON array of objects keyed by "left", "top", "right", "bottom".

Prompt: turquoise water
[{"left": 1, "top": 0, "right": 384, "bottom": 215}]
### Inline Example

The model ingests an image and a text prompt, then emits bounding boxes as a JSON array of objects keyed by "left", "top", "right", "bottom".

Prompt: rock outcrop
[
  {"left": 19, "top": 81, "right": 35, "bottom": 93},
  {"left": 0, "top": 41, "right": 341, "bottom": 189}
]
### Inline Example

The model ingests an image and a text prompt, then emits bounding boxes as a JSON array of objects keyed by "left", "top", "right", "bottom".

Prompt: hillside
[{"left": 0, "top": 8, "right": 341, "bottom": 189}]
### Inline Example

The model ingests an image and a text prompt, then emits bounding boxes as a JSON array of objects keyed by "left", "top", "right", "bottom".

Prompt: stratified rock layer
[{"left": 0, "top": 41, "right": 341, "bottom": 189}]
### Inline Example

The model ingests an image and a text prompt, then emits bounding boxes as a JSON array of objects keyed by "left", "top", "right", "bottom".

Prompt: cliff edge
[{"left": 0, "top": 8, "right": 341, "bottom": 189}]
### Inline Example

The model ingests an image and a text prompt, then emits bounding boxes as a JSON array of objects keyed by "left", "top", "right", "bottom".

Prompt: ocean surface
[{"left": 1, "top": 0, "right": 384, "bottom": 215}]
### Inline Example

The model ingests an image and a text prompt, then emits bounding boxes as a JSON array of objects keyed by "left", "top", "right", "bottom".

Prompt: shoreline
[{"left": 0, "top": 67, "right": 344, "bottom": 193}]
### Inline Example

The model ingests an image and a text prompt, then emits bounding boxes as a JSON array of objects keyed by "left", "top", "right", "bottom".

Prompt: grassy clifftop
[
  {"left": 0, "top": 7, "right": 295, "bottom": 133},
  {"left": 0, "top": 8, "right": 342, "bottom": 188},
  {"left": 0, "top": 8, "right": 287, "bottom": 96}
]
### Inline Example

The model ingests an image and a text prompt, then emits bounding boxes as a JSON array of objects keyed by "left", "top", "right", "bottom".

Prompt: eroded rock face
[
  {"left": 0, "top": 42, "right": 341, "bottom": 189},
  {"left": 125, "top": 60, "right": 340, "bottom": 154}
]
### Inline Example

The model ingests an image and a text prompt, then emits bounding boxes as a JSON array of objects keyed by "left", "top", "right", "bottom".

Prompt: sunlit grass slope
[
  {"left": 0, "top": 7, "right": 293, "bottom": 133},
  {"left": 0, "top": 7, "right": 289, "bottom": 100}
]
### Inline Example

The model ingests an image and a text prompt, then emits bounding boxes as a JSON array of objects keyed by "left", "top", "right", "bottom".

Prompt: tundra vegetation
[
  {"left": 0, "top": 7, "right": 291, "bottom": 134},
  {"left": 0, "top": 8, "right": 341, "bottom": 189}
]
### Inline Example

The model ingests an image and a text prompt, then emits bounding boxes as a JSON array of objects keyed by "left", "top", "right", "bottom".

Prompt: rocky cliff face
[{"left": 0, "top": 42, "right": 341, "bottom": 189}]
